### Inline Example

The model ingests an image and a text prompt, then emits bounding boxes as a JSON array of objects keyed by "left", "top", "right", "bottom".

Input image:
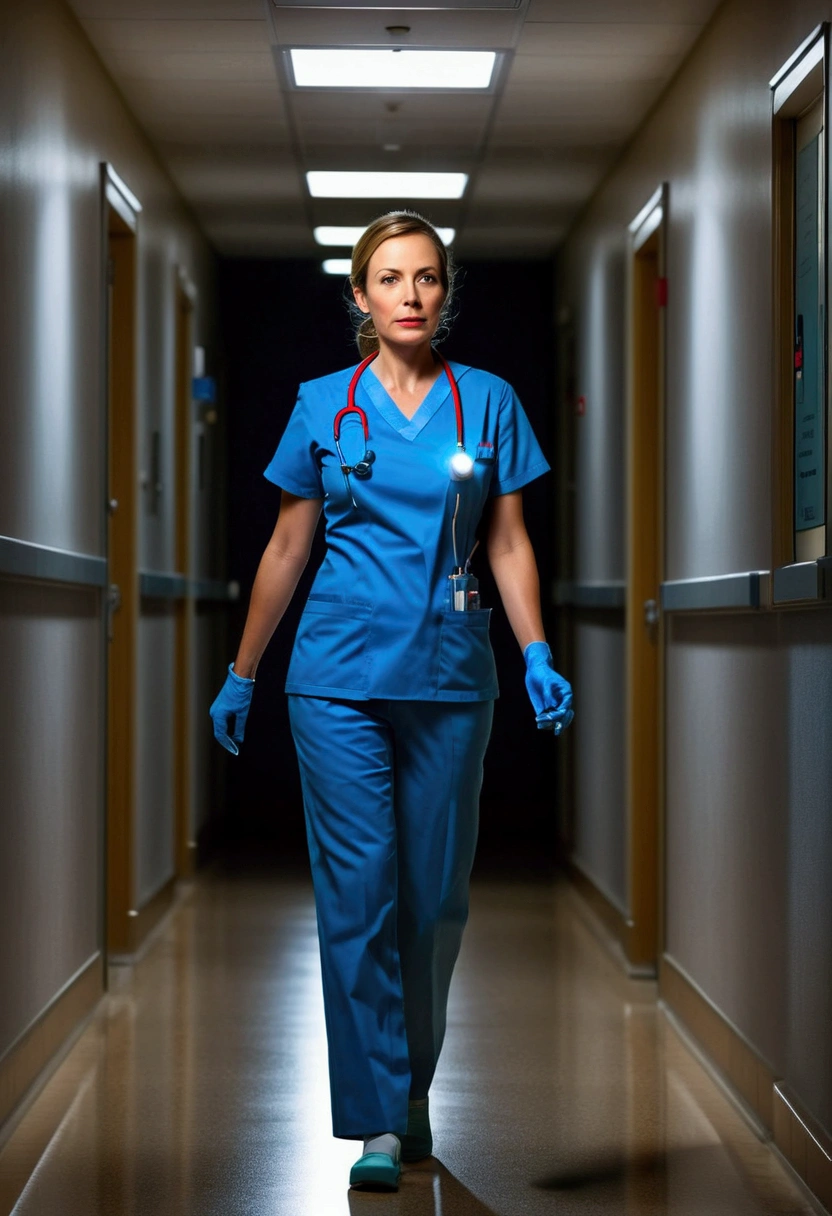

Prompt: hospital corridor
[{"left": 2, "top": 0, "right": 832, "bottom": 1213}]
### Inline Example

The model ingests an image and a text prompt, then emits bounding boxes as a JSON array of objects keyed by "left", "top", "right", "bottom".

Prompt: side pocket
[
  {"left": 436, "top": 608, "right": 498, "bottom": 698},
  {"left": 288, "top": 597, "right": 373, "bottom": 693}
]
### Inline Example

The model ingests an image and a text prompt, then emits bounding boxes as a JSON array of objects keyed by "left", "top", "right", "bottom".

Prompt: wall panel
[
  {"left": 0, "top": 579, "right": 103, "bottom": 1059},
  {"left": 571, "top": 615, "right": 627, "bottom": 914}
]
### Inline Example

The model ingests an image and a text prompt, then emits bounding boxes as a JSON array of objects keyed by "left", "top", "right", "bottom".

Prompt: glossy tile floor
[{"left": 0, "top": 854, "right": 818, "bottom": 1216}]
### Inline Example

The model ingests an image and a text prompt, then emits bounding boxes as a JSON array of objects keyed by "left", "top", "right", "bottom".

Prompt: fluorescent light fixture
[
  {"left": 290, "top": 49, "right": 496, "bottom": 90},
  {"left": 314, "top": 225, "right": 456, "bottom": 247},
  {"left": 322, "top": 258, "right": 353, "bottom": 275},
  {"left": 308, "top": 172, "right": 467, "bottom": 199}
]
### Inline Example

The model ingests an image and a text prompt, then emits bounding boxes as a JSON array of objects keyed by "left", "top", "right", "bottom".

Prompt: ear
[{"left": 352, "top": 283, "right": 370, "bottom": 315}]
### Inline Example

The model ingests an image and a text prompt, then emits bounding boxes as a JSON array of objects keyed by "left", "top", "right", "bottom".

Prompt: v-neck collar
[{"left": 359, "top": 360, "right": 465, "bottom": 442}]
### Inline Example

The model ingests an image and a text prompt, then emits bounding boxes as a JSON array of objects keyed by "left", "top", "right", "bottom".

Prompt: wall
[
  {"left": 557, "top": 0, "right": 832, "bottom": 1143},
  {"left": 0, "top": 0, "right": 221, "bottom": 1091}
]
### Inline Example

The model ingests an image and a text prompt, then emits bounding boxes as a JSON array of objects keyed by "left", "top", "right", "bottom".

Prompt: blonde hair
[{"left": 350, "top": 211, "right": 455, "bottom": 356}]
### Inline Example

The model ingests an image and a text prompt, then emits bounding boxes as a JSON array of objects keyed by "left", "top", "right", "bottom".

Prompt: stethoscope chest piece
[
  {"left": 352, "top": 450, "right": 375, "bottom": 479},
  {"left": 449, "top": 449, "right": 474, "bottom": 481}
]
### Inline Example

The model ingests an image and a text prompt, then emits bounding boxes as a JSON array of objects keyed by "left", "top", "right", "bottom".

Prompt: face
[{"left": 353, "top": 232, "right": 447, "bottom": 351}]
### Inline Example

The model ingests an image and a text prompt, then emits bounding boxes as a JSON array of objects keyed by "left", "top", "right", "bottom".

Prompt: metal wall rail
[
  {"left": 0, "top": 535, "right": 107, "bottom": 588},
  {"left": 555, "top": 562, "right": 832, "bottom": 614},
  {"left": 0, "top": 537, "right": 236, "bottom": 601},
  {"left": 553, "top": 580, "right": 626, "bottom": 609}
]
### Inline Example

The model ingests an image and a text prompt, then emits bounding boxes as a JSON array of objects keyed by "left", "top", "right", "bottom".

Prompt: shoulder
[
  {"left": 298, "top": 364, "right": 361, "bottom": 397},
  {"left": 446, "top": 361, "right": 515, "bottom": 401}
]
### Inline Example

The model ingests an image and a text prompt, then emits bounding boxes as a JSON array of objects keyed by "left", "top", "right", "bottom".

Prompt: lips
[{"left": 396, "top": 317, "right": 425, "bottom": 325}]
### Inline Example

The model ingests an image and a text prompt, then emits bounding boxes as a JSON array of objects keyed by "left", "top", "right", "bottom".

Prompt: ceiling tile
[
  {"left": 516, "top": 21, "right": 703, "bottom": 56},
  {"left": 473, "top": 161, "right": 604, "bottom": 205},
  {"left": 167, "top": 151, "right": 303, "bottom": 203},
  {"left": 73, "top": 0, "right": 263, "bottom": 17},
  {"left": 524, "top": 0, "right": 718, "bottom": 21},
  {"left": 103, "top": 49, "right": 276, "bottom": 81},
  {"left": 80, "top": 18, "right": 269, "bottom": 52},
  {"left": 269, "top": 9, "right": 521, "bottom": 48},
  {"left": 118, "top": 77, "right": 286, "bottom": 116}
]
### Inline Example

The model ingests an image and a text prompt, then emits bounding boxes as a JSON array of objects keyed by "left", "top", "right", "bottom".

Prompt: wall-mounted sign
[{"left": 192, "top": 376, "right": 217, "bottom": 404}]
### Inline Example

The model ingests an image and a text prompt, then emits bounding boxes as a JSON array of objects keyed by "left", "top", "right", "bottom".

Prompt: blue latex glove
[
  {"left": 524, "top": 642, "right": 574, "bottom": 734},
  {"left": 209, "top": 663, "right": 255, "bottom": 755}
]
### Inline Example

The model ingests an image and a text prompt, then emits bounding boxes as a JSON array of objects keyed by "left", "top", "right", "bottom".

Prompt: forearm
[
  {"left": 233, "top": 543, "right": 309, "bottom": 679},
  {"left": 488, "top": 534, "right": 546, "bottom": 652}
]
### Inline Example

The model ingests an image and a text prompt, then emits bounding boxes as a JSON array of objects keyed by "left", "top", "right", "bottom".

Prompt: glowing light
[
  {"left": 314, "top": 225, "right": 455, "bottom": 247},
  {"left": 450, "top": 450, "right": 475, "bottom": 480},
  {"left": 307, "top": 172, "right": 467, "bottom": 200},
  {"left": 322, "top": 258, "right": 353, "bottom": 275},
  {"left": 290, "top": 49, "right": 495, "bottom": 90}
]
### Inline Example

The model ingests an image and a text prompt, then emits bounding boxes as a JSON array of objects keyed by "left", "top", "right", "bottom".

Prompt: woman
[{"left": 210, "top": 212, "right": 573, "bottom": 1192}]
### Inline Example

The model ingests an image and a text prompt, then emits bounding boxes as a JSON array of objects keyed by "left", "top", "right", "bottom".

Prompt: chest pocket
[
  {"left": 288, "top": 596, "right": 373, "bottom": 693},
  {"left": 436, "top": 608, "right": 498, "bottom": 700},
  {"left": 476, "top": 441, "right": 495, "bottom": 462}
]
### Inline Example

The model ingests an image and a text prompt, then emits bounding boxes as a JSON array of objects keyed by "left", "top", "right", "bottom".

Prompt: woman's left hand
[{"left": 523, "top": 642, "right": 574, "bottom": 734}]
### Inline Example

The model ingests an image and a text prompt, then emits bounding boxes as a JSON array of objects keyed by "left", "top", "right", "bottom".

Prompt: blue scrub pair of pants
[{"left": 288, "top": 695, "right": 494, "bottom": 1140}]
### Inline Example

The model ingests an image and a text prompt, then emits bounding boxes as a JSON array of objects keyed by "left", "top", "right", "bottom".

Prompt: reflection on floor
[{"left": 0, "top": 855, "right": 816, "bottom": 1216}]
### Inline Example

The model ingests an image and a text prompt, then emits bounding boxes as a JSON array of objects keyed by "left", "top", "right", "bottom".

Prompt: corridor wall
[
  {"left": 0, "top": 0, "right": 223, "bottom": 1132},
  {"left": 556, "top": 0, "right": 832, "bottom": 1199}
]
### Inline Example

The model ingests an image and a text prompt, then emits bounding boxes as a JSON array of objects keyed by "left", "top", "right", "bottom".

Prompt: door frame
[
  {"left": 624, "top": 183, "right": 668, "bottom": 975},
  {"left": 174, "top": 268, "right": 197, "bottom": 879},
  {"left": 101, "top": 163, "right": 142, "bottom": 960}
]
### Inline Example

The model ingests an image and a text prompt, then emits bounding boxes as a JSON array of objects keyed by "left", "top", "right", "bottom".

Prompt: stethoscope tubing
[{"left": 334, "top": 350, "right": 464, "bottom": 450}]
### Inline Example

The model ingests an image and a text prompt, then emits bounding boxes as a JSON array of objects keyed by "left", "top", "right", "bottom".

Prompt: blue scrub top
[{"left": 264, "top": 360, "right": 550, "bottom": 702}]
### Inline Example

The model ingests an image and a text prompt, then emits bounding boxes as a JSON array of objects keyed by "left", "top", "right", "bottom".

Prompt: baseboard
[
  {"left": 566, "top": 859, "right": 627, "bottom": 947},
  {"left": 108, "top": 874, "right": 180, "bottom": 965},
  {"left": 659, "top": 953, "right": 775, "bottom": 1129},
  {"left": 0, "top": 954, "right": 103, "bottom": 1137},
  {"left": 773, "top": 1083, "right": 832, "bottom": 1212}
]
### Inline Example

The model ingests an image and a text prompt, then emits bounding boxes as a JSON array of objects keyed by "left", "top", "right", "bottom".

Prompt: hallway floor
[{"left": 0, "top": 855, "right": 817, "bottom": 1216}]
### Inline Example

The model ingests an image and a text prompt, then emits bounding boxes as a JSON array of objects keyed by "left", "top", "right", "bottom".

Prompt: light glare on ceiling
[
  {"left": 322, "top": 259, "right": 353, "bottom": 275},
  {"left": 290, "top": 49, "right": 496, "bottom": 90},
  {"left": 314, "top": 225, "right": 456, "bottom": 247},
  {"left": 307, "top": 172, "right": 468, "bottom": 199}
]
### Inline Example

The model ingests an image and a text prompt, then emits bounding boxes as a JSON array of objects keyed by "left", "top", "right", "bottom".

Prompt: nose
[{"left": 403, "top": 281, "right": 423, "bottom": 307}]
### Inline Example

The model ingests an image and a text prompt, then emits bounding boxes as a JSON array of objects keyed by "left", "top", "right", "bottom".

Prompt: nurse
[{"left": 210, "top": 212, "right": 573, "bottom": 1192}]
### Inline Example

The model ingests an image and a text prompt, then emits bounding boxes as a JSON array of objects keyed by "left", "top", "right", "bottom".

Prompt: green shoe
[
  {"left": 400, "top": 1098, "right": 433, "bottom": 1162},
  {"left": 349, "top": 1149, "right": 401, "bottom": 1191}
]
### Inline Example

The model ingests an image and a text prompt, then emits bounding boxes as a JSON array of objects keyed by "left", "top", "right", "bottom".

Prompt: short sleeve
[
  {"left": 263, "top": 386, "right": 324, "bottom": 499},
  {"left": 490, "top": 382, "right": 550, "bottom": 496}
]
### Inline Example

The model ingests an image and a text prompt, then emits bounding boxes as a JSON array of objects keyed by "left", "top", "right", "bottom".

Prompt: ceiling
[{"left": 68, "top": 0, "right": 722, "bottom": 259}]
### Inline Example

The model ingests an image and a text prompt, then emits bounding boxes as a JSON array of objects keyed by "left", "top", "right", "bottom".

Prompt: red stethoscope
[{"left": 333, "top": 350, "right": 473, "bottom": 506}]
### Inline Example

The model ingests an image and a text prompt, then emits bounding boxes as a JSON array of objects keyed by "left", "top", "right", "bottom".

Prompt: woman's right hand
[{"left": 209, "top": 664, "right": 255, "bottom": 755}]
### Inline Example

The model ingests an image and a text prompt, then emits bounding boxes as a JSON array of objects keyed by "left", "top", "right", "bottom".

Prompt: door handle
[
  {"left": 107, "top": 583, "right": 122, "bottom": 642},
  {"left": 643, "top": 598, "right": 659, "bottom": 629}
]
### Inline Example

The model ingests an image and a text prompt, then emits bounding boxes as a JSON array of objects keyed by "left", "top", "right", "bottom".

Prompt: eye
[
  {"left": 420, "top": 273, "right": 438, "bottom": 283},
  {"left": 380, "top": 274, "right": 397, "bottom": 285}
]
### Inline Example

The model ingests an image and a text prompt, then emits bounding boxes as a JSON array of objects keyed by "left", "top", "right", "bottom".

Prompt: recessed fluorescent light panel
[
  {"left": 307, "top": 172, "right": 467, "bottom": 199},
  {"left": 273, "top": 0, "right": 520, "bottom": 9},
  {"left": 322, "top": 258, "right": 353, "bottom": 275},
  {"left": 314, "top": 225, "right": 456, "bottom": 247},
  {"left": 290, "top": 49, "right": 496, "bottom": 90}
]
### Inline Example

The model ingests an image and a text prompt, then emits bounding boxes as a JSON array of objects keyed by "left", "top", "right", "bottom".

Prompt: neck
[{"left": 372, "top": 341, "right": 441, "bottom": 390}]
